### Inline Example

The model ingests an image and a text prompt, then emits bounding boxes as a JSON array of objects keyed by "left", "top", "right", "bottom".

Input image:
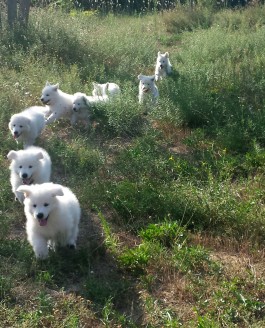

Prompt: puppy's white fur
[
  {"left": 9, "top": 106, "right": 46, "bottom": 148},
  {"left": 92, "top": 82, "right": 120, "bottom": 99},
  {"left": 17, "top": 182, "right": 81, "bottom": 259},
  {"left": 72, "top": 92, "right": 108, "bottom": 126},
  {"left": 138, "top": 74, "right": 159, "bottom": 105},
  {"left": 155, "top": 51, "right": 172, "bottom": 81},
  {"left": 7, "top": 146, "right": 51, "bottom": 204},
  {"left": 40, "top": 82, "right": 74, "bottom": 125},
  {"left": 72, "top": 92, "right": 92, "bottom": 127}
]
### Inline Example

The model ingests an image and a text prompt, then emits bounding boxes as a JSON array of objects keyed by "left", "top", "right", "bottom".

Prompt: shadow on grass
[{"left": 30, "top": 209, "right": 144, "bottom": 326}]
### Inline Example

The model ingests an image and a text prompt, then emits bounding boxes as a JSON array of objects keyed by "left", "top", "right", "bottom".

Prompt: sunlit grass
[{"left": 1, "top": 4, "right": 265, "bottom": 327}]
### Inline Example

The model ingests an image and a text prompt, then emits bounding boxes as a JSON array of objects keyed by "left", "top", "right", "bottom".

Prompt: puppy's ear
[
  {"left": 158, "top": 51, "right": 161, "bottom": 56},
  {"left": 17, "top": 185, "right": 32, "bottom": 198},
  {"left": 138, "top": 74, "right": 143, "bottom": 80},
  {"left": 92, "top": 82, "right": 97, "bottom": 87},
  {"left": 46, "top": 81, "right": 51, "bottom": 86},
  {"left": 83, "top": 96, "right": 90, "bottom": 107},
  {"left": 53, "top": 83, "right": 59, "bottom": 91},
  {"left": 165, "top": 52, "right": 169, "bottom": 58},
  {"left": 24, "top": 118, "right": 31, "bottom": 131},
  {"left": 51, "top": 185, "right": 64, "bottom": 197},
  {"left": 35, "top": 152, "right": 44, "bottom": 160},
  {"left": 7, "top": 150, "right": 17, "bottom": 160}
]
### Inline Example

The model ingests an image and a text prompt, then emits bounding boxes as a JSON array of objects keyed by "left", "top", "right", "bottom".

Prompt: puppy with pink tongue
[
  {"left": 138, "top": 74, "right": 159, "bottom": 107},
  {"left": 7, "top": 146, "right": 51, "bottom": 204},
  {"left": 17, "top": 182, "right": 80, "bottom": 259}
]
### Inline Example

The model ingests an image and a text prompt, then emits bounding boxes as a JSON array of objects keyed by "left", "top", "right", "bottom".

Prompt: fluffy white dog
[
  {"left": 72, "top": 92, "right": 108, "bottom": 126},
  {"left": 9, "top": 106, "right": 46, "bottom": 148},
  {"left": 155, "top": 51, "right": 172, "bottom": 81},
  {"left": 92, "top": 82, "right": 121, "bottom": 99},
  {"left": 138, "top": 74, "right": 159, "bottom": 106},
  {"left": 40, "top": 81, "right": 74, "bottom": 125},
  {"left": 17, "top": 182, "right": 81, "bottom": 259},
  {"left": 7, "top": 146, "right": 52, "bottom": 204}
]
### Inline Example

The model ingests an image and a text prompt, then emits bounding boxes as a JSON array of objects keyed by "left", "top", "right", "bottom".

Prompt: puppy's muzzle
[
  {"left": 21, "top": 173, "right": 33, "bottom": 185},
  {"left": 40, "top": 98, "right": 50, "bottom": 105},
  {"left": 36, "top": 212, "right": 49, "bottom": 226},
  {"left": 13, "top": 131, "right": 21, "bottom": 139}
]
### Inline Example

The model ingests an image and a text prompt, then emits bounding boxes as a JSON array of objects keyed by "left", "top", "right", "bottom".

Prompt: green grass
[{"left": 1, "top": 4, "right": 265, "bottom": 327}]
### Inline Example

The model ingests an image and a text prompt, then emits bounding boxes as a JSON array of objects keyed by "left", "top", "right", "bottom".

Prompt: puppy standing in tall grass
[
  {"left": 9, "top": 106, "right": 46, "bottom": 148},
  {"left": 40, "top": 81, "right": 74, "bottom": 125},
  {"left": 155, "top": 51, "right": 172, "bottom": 81},
  {"left": 72, "top": 92, "right": 109, "bottom": 126},
  {"left": 138, "top": 74, "right": 159, "bottom": 107},
  {"left": 17, "top": 182, "right": 81, "bottom": 259},
  {"left": 7, "top": 146, "right": 52, "bottom": 204}
]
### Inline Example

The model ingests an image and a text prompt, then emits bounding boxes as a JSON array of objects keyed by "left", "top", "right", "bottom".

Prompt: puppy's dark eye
[
  {"left": 19, "top": 125, "right": 23, "bottom": 128},
  {"left": 44, "top": 203, "right": 49, "bottom": 207},
  {"left": 13, "top": 124, "right": 16, "bottom": 127},
  {"left": 19, "top": 165, "right": 22, "bottom": 168},
  {"left": 33, "top": 204, "right": 37, "bottom": 208},
  {"left": 29, "top": 165, "right": 32, "bottom": 168},
  {"left": 46, "top": 94, "right": 49, "bottom": 97}
]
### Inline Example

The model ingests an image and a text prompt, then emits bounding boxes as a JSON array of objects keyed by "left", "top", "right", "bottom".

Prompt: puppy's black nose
[
  {"left": 37, "top": 213, "right": 44, "bottom": 219},
  {"left": 14, "top": 131, "right": 18, "bottom": 135},
  {"left": 22, "top": 173, "right": 28, "bottom": 179}
]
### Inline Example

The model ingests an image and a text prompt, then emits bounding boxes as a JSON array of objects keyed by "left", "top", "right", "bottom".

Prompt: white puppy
[
  {"left": 138, "top": 74, "right": 159, "bottom": 106},
  {"left": 72, "top": 92, "right": 108, "bottom": 126},
  {"left": 17, "top": 182, "right": 81, "bottom": 259},
  {"left": 92, "top": 82, "right": 121, "bottom": 99},
  {"left": 7, "top": 146, "right": 52, "bottom": 204},
  {"left": 9, "top": 106, "right": 46, "bottom": 148},
  {"left": 155, "top": 51, "right": 172, "bottom": 81},
  {"left": 40, "top": 81, "right": 74, "bottom": 125}
]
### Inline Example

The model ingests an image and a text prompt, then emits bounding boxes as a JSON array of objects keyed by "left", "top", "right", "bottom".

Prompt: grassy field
[{"left": 1, "top": 4, "right": 265, "bottom": 327}]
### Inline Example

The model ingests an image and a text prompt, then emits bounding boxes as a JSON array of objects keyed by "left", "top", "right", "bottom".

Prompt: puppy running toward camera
[
  {"left": 155, "top": 51, "right": 172, "bottom": 81},
  {"left": 92, "top": 82, "right": 121, "bottom": 99},
  {"left": 9, "top": 106, "right": 46, "bottom": 148},
  {"left": 40, "top": 81, "right": 74, "bottom": 125},
  {"left": 7, "top": 146, "right": 51, "bottom": 204},
  {"left": 138, "top": 74, "right": 159, "bottom": 106},
  {"left": 72, "top": 92, "right": 108, "bottom": 126},
  {"left": 17, "top": 182, "right": 81, "bottom": 259}
]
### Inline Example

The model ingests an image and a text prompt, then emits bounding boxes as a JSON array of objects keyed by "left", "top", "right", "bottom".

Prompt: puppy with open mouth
[
  {"left": 138, "top": 74, "right": 159, "bottom": 107},
  {"left": 155, "top": 51, "right": 172, "bottom": 81},
  {"left": 8, "top": 106, "right": 46, "bottom": 149},
  {"left": 40, "top": 81, "right": 75, "bottom": 125},
  {"left": 17, "top": 182, "right": 81, "bottom": 259},
  {"left": 7, "top": 146, "right": 51, "bottom": 204}
]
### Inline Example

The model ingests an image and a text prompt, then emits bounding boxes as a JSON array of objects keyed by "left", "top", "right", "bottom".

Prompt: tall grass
[{"left": 1, "top": 5, "right": 265, "bottom": 327}]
